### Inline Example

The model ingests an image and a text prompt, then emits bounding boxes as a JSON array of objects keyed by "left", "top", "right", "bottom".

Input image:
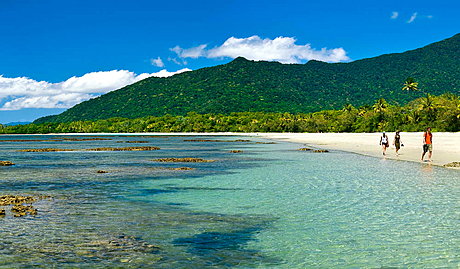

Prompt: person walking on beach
[
  {"left": 393, "top": 131, "right": 403, "bottom": 156},
  {"left": 379, "top": 132, "right": 389, "bottom": 156},
  {"left": 421, "top": 127, "right": 433, "bottom": 162}
]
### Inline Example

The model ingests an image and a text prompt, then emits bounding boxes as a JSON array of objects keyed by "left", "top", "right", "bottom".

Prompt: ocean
[{"left": 0, "top": 135, "right": 458, "bottom": 268}]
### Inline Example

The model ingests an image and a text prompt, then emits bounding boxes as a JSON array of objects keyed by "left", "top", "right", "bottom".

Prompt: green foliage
[
  {"left": 34, "top": 34, "right": 460, "bottom": 124},
  {"left": 2, "top": 94, "right": 458, "bottom": 134}
]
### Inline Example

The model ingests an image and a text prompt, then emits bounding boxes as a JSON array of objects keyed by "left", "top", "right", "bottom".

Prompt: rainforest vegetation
[
  {"left": 34, "top": 33, "right": 460, "bottom": 123},
  {"left": 2, "top": 94, "right": 458, "bottom": 134}
]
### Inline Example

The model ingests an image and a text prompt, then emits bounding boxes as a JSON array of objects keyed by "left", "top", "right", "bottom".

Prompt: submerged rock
[
  {"left": 150, "top": 167, "right": 195, "bottom": 171},
  {"left": 151, "top": 158, "right": 215, "bottom": 163},
  {"left": 116, "top": 141, "right": 149, "bottom": 143},
  {"left": 444, "top": 162, "right": 460, "bottom": 168},
  {"left": 0, "top": 161, "right": 15, "bottom": 166}
]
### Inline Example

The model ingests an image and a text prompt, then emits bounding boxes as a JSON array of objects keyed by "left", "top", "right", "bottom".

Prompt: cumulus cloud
[
  {"left": 150, "top": 57, "right": 165, "bottom": 67},
  {"left": 171, "top": 36, "right": 349, "bottom": 64},
  {"left": 391, "top": 11, "right": 399, "bottom": 19},
  {"left": 0, "top": 68, "right": 191, "bottom": 111},
  {"left": 407, "top": 12, "right": 418, "bottom": 23}
]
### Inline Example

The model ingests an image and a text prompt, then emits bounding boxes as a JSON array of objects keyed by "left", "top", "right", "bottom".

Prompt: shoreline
[{"left": 1, "top": 132, "right": 459, "bottom": 169}]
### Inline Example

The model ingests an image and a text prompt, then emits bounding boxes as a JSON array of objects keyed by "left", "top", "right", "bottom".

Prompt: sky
[{"left": 0, "top": 0, "right": 458, "bottom": 123}]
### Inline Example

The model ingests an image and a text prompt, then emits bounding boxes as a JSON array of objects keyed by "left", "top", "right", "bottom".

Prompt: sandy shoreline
[
  {"left": 253, "top": 132, "right": 460, "bottom": 168},
  {"left": 2, "top": 132, "right": 459, "bottom": 168}
]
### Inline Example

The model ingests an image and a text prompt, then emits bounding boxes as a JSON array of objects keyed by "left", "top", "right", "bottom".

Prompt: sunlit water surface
[{"left": 0, "top": 135, "right": 458, "bottom": 268}]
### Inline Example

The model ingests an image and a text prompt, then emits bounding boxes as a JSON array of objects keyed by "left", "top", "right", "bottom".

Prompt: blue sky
[{"left": 0, "top": 0, "right": 458, "bottom": 123}]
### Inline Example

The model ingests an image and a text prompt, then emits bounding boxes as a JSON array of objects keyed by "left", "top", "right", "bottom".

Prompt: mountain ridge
[{"left": 35, "top": 33, "right": 460, "bottom": 123}]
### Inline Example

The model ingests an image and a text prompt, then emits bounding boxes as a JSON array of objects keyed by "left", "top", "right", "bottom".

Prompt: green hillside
[{"left": 35, "top": 33, "right": 460, "bottom": 123}]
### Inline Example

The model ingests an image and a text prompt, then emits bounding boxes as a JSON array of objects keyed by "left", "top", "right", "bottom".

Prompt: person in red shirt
[{"left": 421, "top": 127, "right": 433, "bottom": 162}]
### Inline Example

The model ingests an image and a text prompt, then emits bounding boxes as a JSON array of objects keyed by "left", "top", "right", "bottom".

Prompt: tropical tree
[{"left": 402, "top": 77, "right": 419, "bottom": 91}]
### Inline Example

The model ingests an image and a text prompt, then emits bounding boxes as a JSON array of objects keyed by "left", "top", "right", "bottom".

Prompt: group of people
[{"left": 379, "top": 127, "right": 433, "bottom": 162}]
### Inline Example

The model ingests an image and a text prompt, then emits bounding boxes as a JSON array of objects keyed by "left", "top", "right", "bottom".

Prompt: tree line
[{"left": 1, "top": 93, "right": 458, "bottom": 134}]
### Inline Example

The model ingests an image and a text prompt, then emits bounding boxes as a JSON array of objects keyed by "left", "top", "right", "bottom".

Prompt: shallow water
[{"left": 0, "top": 135, "right": 458, "bottom": 268}]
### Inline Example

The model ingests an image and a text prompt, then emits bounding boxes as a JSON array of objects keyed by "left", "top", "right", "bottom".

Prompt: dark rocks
[
  {"left": 229, "top": 150, "right": 243, "bottom": 153},
  {"left": 97, "top": 170, "right": 109, "bottom": 173},
  {"left": 11, "top": 204, "right": 37, "bottom": 217},
  {"left": 255, "top": 142, "right": 277, "bottom": 144},
  {"left": 444, "top": 162, "right": 460, "bottom": 168},
  {"left": 298, "top": 147, "right": 313, "bottom": 151},
  {"left": 313, "top": 149, "right": 329, "bottom": 153},
  {"left": 151, "top": 158, "right": 215, "bottom": 163},
  {"left": 0, "top": 161, "right": 15, "bottom": 166},
  {"left": 173, "top": 167, "right": 195, "bottom": 170}
]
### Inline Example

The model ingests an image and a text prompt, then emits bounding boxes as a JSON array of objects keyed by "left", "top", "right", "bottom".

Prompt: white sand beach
[{"left": 254, "top": 132, "right": 460, "bottom": 168}]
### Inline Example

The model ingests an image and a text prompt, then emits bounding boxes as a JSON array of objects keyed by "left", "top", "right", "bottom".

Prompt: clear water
[{"left": 0, "top": 135, "right": 459, "bottom": 268}]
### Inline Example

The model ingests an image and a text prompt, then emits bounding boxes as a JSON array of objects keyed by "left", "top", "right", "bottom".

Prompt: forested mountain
[{"left": 35, "top": 33, "right": 460, "bottom": 123}]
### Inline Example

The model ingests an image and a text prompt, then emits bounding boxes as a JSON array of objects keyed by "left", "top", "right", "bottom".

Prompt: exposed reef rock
[
  {"left": 86, "top": 146, "right": 160, "bottom": 151},
  {"left": 18, "top": 146, "right": 160, "bottom": 152},
  {"left": 18, "top": 148, "right": 76, "bottom": 152},
  {"left": 444, "top": 162, "right": 460, "bottom": 168},
  {"left": 151, "top": 158, "right": 215, "bottom": 163},
  {"left": 97, "top": 170, "right": 109, "bottom": 173},
  {"left": 62, "top": 138, "right": 112, "bottom": 141},
  {"left": 184, "top": 139, "right": 251, "bottom": 143},
  {"left": 0, "top": 195, "right": 51, "bottom": 217},
  {"left": 313, "top": 149, "right": 329, "bottom": 153},
  {"left": 298, "top": 148, "right": 313, "bottom": 151},
  {"left": 255, "top": 142, "right": 277, "bottom": 144},
  {"left": 0, "top": 161, "right": 15, "bottom": 166},
  {"left": 11, "top": 204, "right": 37, "bottom": 217},
  {"left": 229, "top": 150, "right": 243, "bottom": 153}
]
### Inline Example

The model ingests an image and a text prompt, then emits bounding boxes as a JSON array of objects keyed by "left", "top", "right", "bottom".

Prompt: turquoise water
[{"left": 0, "top": 135, "right": 459, "bottom": 268}]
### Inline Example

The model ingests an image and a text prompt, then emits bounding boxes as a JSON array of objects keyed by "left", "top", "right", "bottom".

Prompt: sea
[{"left": 0, "top": 135, "right": 459, "bottom": 268}]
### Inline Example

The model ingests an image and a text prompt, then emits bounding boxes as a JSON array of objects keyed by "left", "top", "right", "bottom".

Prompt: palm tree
[
  {"left": 373, "top": 98, "right": 388, "bottom": 114},
  {"left": 402, "top": 77, "right": 419, "bottom": 91},
  {"left": 419, "top": 93, "right": 437, "bottom": 121}
]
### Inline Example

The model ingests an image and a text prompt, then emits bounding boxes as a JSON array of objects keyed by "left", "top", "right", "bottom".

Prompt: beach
[{"left": 253, "top": 132, "right": 460, "bottom": 168}]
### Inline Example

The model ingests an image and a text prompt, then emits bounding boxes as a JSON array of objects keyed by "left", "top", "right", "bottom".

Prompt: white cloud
[
  {"left": 0, "top": 68, "right": 191, "bottom": 111},
  {"left": 149, "top": 68, "right": 192, "bottom": 78},
  {"left": 150, "top": 57, "right": 165, "bottom": 67},
  {"left": 170, "top": 44, "right": 207, "bottom": 59},
  {"left": 171, "top": 36, "right": 349, "bottom": 64},
  {"left": 391, "top": 11, "right": 399, "bottom": 19},
  {"left": 407, "top": 12, "right": 418, "bottom": 23}
]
